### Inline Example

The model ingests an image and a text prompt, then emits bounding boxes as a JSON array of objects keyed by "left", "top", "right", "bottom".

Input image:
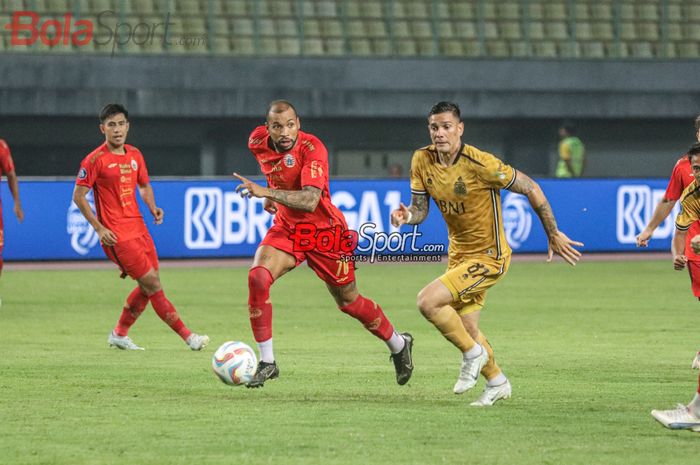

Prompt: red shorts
[
  {"left": 261, "top": 223, "right": 355, "bottom": 287},
  {"left": 103, "top": 233, "right": 159, "bottom": 280},
  {"left": 688, "top": 260, "right": 700, "bottom": 299}
]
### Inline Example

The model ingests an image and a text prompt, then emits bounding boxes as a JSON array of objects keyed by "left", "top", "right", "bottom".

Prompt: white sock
[
  {"left": 464, "top": 343, "right": 484, "bottom": 359},
  {"left": 257, "top": 338, "right": 274, "bottom": 363},
  {"left": 487, "top": 373, "right": 508, "bottom": 387},
  {"left": 688, "top": 392, "right": 700, "bottom": 417},
  {"left": 386, "top": 331, "right": 406, "bottom": 354}
]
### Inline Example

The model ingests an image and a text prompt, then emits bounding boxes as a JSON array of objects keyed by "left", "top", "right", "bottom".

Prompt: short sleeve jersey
[
  {"left": 0, "top": 139, "right": 16, "bottom": 209},
  {"left": 667, "top": 156, "right": 700, "bottom": 261},
  {"left": 555, "top": 136, "right": 585, "bottom": 178},
  {"left": 247, "top": 126, "right": 347, "bottom": 230},
  {"left": 75, "top": 143, "right": 149, "bottom": 242},
  {"left": 410, "top": 143, "right": 517, "bottom": 263}
]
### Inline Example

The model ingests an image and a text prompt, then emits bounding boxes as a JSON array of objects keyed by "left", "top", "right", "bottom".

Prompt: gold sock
[
  {"left": 477, "top": 331, "right": 502, "bottom": 380},
  {"left": 427, "top": 305, "right": 476, "bottom": 352}
]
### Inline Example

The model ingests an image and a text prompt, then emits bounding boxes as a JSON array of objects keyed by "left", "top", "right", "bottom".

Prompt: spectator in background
[
  {"left": 555, "top": 122, "right": 585, "bottom": 178},
  {"left": 387, "top": 163, "right": 404, "bottom": 178},
  {"left": 0, "top": 139, "right": 24, "bottom": 283}
]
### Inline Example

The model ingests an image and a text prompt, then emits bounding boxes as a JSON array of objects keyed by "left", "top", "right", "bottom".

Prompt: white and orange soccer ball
[{"left": 211, "top": 341, "right": 257, "bottom": 386}]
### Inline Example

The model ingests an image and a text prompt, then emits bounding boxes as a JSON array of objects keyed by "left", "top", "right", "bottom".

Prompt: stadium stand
[{"left": 0, "top": 0, "right": 697, "bottom": 58}]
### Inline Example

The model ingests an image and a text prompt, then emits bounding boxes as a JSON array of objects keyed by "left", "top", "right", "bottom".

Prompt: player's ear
[
  {"left": 296, "top": 117, "right": 301, "bottom": 129},
  {"left": 458, "top": 121, "right": 464, "bottom": 136},
  {"left": 99, "top": 124, "right": 106, "bottom": 135}
]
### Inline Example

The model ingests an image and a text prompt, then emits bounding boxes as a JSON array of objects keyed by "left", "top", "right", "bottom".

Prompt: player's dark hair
[
  {"left": 687, "top": 142, "right": 700, "bottom": 160},
  {"left": 695, "top": 114, "right": 700, "bottom": 131},
  {"left": 429, "top": 101, "right": 461, "bottom": 120},
  {"left": 99, "top": 103, "right": 129, "bottom": 123},
  {"left": 267, "top": 100, "right": 298, "bottom": 118},
  {"left": 560, "top": 121, "right": 577, "bottom": 135}
]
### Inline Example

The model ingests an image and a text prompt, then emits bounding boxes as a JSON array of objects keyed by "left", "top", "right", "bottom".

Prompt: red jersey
[
  {"left": 247, "top": 126, "right": 346, "bottom": 230},
  {"left": 666, "top": 155, "right": 700, "bottom": 261},
  {"left": 0, "top": 139, "right": 16, "bottom": 207},
  {"left": 75, "top": 143, "right": 150, "bottom": 242}
]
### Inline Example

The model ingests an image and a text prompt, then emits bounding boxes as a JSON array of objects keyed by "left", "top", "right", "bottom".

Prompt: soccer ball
[{"left": 211, "top": 341, "right": 258, "bottom": 386}]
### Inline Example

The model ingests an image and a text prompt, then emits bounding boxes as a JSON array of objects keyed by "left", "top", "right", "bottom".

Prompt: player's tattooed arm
[
  {"left": 265, "top": 185, "right": 322, "bottom": 213},
  {"left": 508, "top": 170, "right": 583, "bottom": 265},
  {"left": 407, "top": 193, "right": 429, "bottom": 224}
]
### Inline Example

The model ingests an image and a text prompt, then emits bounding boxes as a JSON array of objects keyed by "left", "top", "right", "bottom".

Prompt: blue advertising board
[{"left": 0, "top": 178, "right": 674, "bottom": 261}]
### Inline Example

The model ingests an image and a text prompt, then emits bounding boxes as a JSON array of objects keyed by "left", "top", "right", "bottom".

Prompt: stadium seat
[
  {"left": 637, "top": 3, "right": 659, "bottom": 21},
  {"left": 630, "top": 42, "right": 654, "bottom": 59},
  {"left": 302, "top": 18, "right": 321, "bottom": 37},
  {"left": 533, "top": 41, "right": 557, "bottom": 58},
  {"left": 486, "top": 40, "right": 508, "bottom": 57},
  {"left": 346, "top": 20, "right": 366, "bottom": 38},
  {"left": 525, "top": 2, "right": 544, "bottom": 20},
  {"left": 277, "top": 18, "right": 298, "bottom": 36},
  {"left": 666, "top": 23, "right": 681, "bottom": 41},
  {"left": 176, "top": 0, "right": 203, "bottom": 15},
  {"left": 655, "top": 42, "right": 676, "bottom": 59},
  {"left": 324, "top": 38, "right": 345, "bottom": 55},
  {"left": 389, "top": 1, "right": 407, "bottom": 19},
  {"left": 279, "top": 37, "right": 301, "bottom": 55},
  {"left": 316, "top": 1, "right": 337, "bottom": 17},
  {"left": 371, "top": 38, "right": 391, "bottom": 55},
  {"left": 396, "top": 39, "right": 417, "bottom": 56},
  {"left": 183, "top": 18, "right": 207, "bottom": 35},
  {"left": 437, "top": 21, "right": 455, "bottom": 39},
  {"left": 528, "top": 22, "right": 545, "bottom": 40},
  {"left": 558, "top": 42, "right": 581, "bottom": 58},
  {"left": 452, "top": 21, "right": 477, "bottom": 39},
  {"left": 416, "top": 38, "right": 436, "bottom": 56},
  {"left": 451, "top": 2, "right": 475, "bottom": 19},
  {"left": 258, "top": 18, "right": 275, "bottom": 36},
  {"left": 666, "top": 4, "right": 681, "bottom": 21},
  {"left": 574, "top": 4, "right": 590, "bottom": 20},
  {"left": 591, "top": 4, "right": 612, "bottom": 20},
  {"left": 142, "top": 37, "right": 165, "bottom": 54},
  {"left": 686, "top": 4, "right": 700, "bottom": 21},
  {"left": 591, "top": 23, "right": 613, "bottom": 40},
  {"left": 544, "top": 3, "right": 567, "bottom": 20},
  {"left": 683, "top": 24, "right": 700, "bottom": 42},
  {"left": 545, "top": 22, "right": 568, "bottom": 40},
  {"left": 366, "top": 20, "right": 387, "bottom": 38},
  {"left": 44, "top": 0, "right": 70, "bottom": 13},
  {"left": 574, "top": 22, "right": 593, "bottom": 40},
  {"left": 210, "top": 36, "right": 232, "bottom": 54},
  {"left": 619, "top": 3, "right": 635, "bottom": 21},
  {"left": 302, "top": 38, "right": 324, "bottom": 55},
  {"left": 462, "top": 41, "right": 482, "bottom": 57},
  {"left": 320, "top": 19, "right": 342, "bottom": 37},
  {"left": 411, "top": 20, "right": 432, "bottom": 39},
  {"left": 439, "top": 39, "right": 463, "bottom": 56},
  {"left": 231, "top": 18, "right": 254, "bottom": 35},
  {"left": 677, "top": 42, "right": 700, "bottom": 58},
  {"left": 581, "top": 41, "right": 605, "bottom": 58},
  {"left": 406, "top": 1, "right": 429, "bottom": 18},
  {"left": 225, "top": 0, "right": 249, "bottom": 16},
  {"left": 272, "top": 0, "right": 295, "bottom": 16},
  {"left": 128, "top": 0, "right": 156, "bottom": 15},
  {"left": 637, "top": 23, "right": 658, "bottom": 41},
  {"left": 497, "top": 3, "right": 520, "bottom": 20},
  {"left": 480, "top": 3, "right": 497, "bottom": 20},
  {"left": 208, "top": 18, "right": 230, "bottom": 37},
  {"left": 259, "top": 37, "right": 278, "bottom": 54},
  {"left": 618, "top": 22, "right": 636, "bottom": 41},
  {"left": 499, "top": 21, "right": 521, "bottom": 40},
  {"left": 391, "top": 20, "right": 410, "bottom": 38},
  {"left": 605, "top": 41, "right": 628, "bottom": 58},
  {"left": 483, "top": 21, "right": 498, "bottom": 39},
  {"left": 434, "top": 1, "right": 450, "bottom": 19},
  {"left": 509, "top": 41, "right": 529, "bottom": 57}
]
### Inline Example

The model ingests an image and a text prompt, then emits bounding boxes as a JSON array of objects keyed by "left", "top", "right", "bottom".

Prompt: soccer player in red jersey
[
  {"left": 233, "top": 100, "right": 413, "bottom": 388},
  {"left": 0, "top": 139, "right": 24, "bottom": 285},
  {"left": 72, "top": 104, "right": 209, "bottom": 351},
  {"left": 637, "top": 115, "right": 700, "bottom": 298}
]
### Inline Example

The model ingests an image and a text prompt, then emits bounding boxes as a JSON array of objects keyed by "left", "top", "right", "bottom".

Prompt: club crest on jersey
[
  {"left": 283, "top": 153, "right": 296, "bottom": 168},
  {"left": 78, "top": 168, "right": 87, "bottom": 179},
  {"left": 131, "top": 159, "right": 138, "bottom": 171},
  {"left": 454, "top": 177, "right": 467, "bottom": 196}
]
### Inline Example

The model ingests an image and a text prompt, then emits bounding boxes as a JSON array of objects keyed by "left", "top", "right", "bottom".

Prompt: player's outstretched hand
[
  {"left": 153, "top": 207, "right": 164, "bottom": 225},
  {"left": 233, "top": 172, "right": 266, "bottom": 199},
  {"left": 390, "top": 203, "right": 411, "bottom": 227},
  {"left": 546, "top": 231, "right": 584, "bottom": 266},
  {"left": 14, "top": 202, "right": 24, "bottom": 223},
  {"left": 263, "top": 198, "right": 278, "bottom": 215},
  {"left": 97, "top": 226, "right": 118, "bottom": 247},
  {"left": 674, "top": 254, "right": 688, "bottom": 270},
  {"left": 636, "top": 228, "right": 652, "bottom": 247}
]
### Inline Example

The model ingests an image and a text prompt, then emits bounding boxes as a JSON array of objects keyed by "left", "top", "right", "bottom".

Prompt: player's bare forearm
[
  {"left": 6, "top": 171, "right": 21, "bottom": 204},
  {"left": 407, "top": 193, "right": 429, "bottom": 224},
  {"left": 265, "top": 185, "right": 321, "bottom": 213},
  {"left": 139, "top": 183, "right": 158, "bottom": 215},
  {"left": 509, "top": 172, "right": 558, "bottom": 237},
  {"left": 645, "top": 199, "right": 676, "bottom": 232},
  {"left": 72, "top": 185, "right": 103, "bottom": 232},
  {"left": 672, "top": 229, "right": 687, "bottom": 257}
]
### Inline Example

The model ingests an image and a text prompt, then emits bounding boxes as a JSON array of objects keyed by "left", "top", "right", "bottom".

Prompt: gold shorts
[{"left": 438, "top": 254, "right": 511, "bottom": 315}]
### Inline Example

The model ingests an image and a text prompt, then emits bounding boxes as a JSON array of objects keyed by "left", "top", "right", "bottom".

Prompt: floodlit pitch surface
[{"left": 0, "top": 260, "right": 698, "bottom": 465}]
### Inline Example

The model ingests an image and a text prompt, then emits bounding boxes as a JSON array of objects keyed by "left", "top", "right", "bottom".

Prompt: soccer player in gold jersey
[{"left": 391, "top": 102, "right": 583, "bottom": 406}]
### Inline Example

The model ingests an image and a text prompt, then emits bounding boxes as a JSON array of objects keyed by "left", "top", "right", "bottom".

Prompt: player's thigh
[
  {"left": 104, "top": 236, "right": 153, "bottom": 280},
  {"left": 306, "top": 249, "right": 356, "bottom": 288},
  {"left": 440, "top": 255, "right": 510, "bottom": 315},
  {"left": 254, "top": 224, "right": 303, "bottom": 279}
]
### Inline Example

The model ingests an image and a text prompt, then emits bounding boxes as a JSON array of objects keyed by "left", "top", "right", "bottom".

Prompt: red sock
[
  {"left": 114, "top": 286, "right": 149, "bottom": 336},
  {"left": 149, "top": 290, "right": 191, "bottom": 340},
  {"left": 339, "top": 294, "right": 394, "bottom": 341},
  {"left": 248, "top": 266, "right": 274, "bottom": 343}
]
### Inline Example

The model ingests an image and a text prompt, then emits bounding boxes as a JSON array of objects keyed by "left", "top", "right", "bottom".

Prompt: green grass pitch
[{"left": 0, "top": 259, "right": 698, "bottom": 464}]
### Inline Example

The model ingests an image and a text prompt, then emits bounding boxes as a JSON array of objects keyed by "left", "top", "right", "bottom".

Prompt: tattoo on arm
[
  {"left": 533, "top": 201, "right": 558, "bottom": 237},
  {"left": 407, "top": 193, "right": 429, "bottom": 224},
  {"left": 507, "top": 171, "right": 535, "bottom": 196},
  {"left": 266, "top": 186, "right": 321, "bottom": 212},
  {"left": 508, "top": 171, "right": 559, "bottom": 237}
]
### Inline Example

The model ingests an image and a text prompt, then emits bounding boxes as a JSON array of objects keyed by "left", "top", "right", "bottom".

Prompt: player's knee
[
  {"left": 416, "top": 289, "right": 435, "bottom": 318},
  {"left": 248, "top": 266, "right": 274, "bottom": 293}
]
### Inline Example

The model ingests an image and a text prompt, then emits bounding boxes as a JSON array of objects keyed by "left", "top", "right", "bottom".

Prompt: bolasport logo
[
  {"left": 3, "top": 10, "right": 206, "bottom": 55},
  {"left": 290, "top": 222, "right": 445, "bottom": 264}
]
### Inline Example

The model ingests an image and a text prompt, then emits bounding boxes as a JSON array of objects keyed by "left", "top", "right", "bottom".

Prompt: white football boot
[
  {"left": 186, "top": 333, "right": 210, "bottom": 351},
  {"left": 453, "top": 348, "right": 489, "bottom": 394},
  {"left": 691, "top": 351, "right": 700, "bottom": 370},
  {"left": 108, "top": 331, "right": 145, "bottom": 350},
  {"left": 651, "top": 404, "right": 700, "bottom": 431},
  {"left": 470, "top": 380, "right": 512, "bottom": 407}
]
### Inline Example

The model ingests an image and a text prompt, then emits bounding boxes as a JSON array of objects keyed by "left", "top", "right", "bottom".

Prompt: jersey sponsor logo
[
  {"left": 108, "top": 163, "right": 118, "bottom": 168},
  {"left": 66, "top": 191, "right": 99, "bottom": 255},
  {"left": 301, "top": 140, "right": 315, "bottom": 152},
  {"left": 502, "top": 192, "right": 532, "bottom": 249},
  {"left": 130, "top": 159, "right": 138, "bottom": 171},
  {"left": 283, "top": 153, "right": 295, "bottom": 168},
  {"left": 453, "top": 177, "right": 467, "bottom": 196},
  {"left": 310, "top": 160, "right": 323, "bottom": 179},
  {"left": 77, "top": 167, "right": 87, "bottom": 179},
  {"left": 616, "top": 185, "right": 679, "bottom": 244}
]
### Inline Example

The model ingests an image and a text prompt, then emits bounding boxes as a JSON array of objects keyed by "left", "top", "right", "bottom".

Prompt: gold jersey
[
  {"left": 676, "top": 180, "right": 700, "bottom": 231},
  {"left": 410, "top": 143, "right": 517, "bottom": 265}
]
